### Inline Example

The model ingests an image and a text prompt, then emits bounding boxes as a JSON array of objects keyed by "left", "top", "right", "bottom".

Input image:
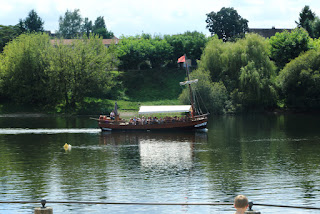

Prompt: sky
[{"left": 1, "top": 0, "right": 320, "bottom": 37}]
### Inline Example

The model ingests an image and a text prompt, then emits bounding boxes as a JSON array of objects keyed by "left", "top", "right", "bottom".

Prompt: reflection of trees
[{"left": 199, "top": 115, "right": 320, "bottom": 200}]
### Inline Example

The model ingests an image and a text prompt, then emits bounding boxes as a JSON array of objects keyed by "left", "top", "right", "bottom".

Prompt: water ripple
[{"left": 0, "top": 128, "right": 101, "bottom": 135}]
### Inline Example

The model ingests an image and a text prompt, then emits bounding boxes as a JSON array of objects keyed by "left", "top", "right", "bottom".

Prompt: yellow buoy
[{"left": 63, "top": 143, "right": 71, "bottom": 151}]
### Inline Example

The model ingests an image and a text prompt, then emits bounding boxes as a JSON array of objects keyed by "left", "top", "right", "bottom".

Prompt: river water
[{"left": 0, "top": 114, "right": 320, "bottom": 214}]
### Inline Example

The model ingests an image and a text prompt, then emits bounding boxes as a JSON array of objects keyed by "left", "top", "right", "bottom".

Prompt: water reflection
[{"left": 99, "top": 131, "right": 208, "bottom": 172}]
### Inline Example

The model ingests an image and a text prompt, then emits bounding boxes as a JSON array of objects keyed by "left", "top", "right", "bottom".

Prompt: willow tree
[{"left": 195, "top": 34, "right": 277, "bottom": 112}]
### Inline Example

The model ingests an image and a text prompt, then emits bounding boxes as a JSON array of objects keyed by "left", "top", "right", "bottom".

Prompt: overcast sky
[{"left": 1, "top": 0, "right": 320, "bottom": 37}]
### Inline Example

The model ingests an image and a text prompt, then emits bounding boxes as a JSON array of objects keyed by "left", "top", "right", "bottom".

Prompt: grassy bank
[{"left": 83, "top": 68, "right": 187, "bottom": 115}]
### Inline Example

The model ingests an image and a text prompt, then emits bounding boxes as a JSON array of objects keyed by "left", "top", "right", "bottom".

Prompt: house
[
  {"left": 249, "top": 27, "right": 293, "bottom": 38},
  {"left": 50, "top": 37, "right": 120, "bottom": 47}
]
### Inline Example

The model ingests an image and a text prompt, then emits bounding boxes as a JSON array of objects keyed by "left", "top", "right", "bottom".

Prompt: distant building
[
  {"left": 50, "top": 37, "right": 120, "bottom": 48},
  {"left": 249, "top": 27, "right": 293, "bottom": 38}
]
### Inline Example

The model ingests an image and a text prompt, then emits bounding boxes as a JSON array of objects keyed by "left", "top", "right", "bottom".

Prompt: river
[{"left": 0, "top": 114, "right": 320, "bottom": 213}]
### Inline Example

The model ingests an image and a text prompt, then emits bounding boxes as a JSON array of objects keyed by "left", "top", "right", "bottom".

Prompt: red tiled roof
[{"left": 50, "top": 37, "right": 119, "bottom": 46}]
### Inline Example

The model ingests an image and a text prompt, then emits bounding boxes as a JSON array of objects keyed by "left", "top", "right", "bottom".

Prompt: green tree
[
  {"left": 206, "top": 7, "right": 248, "bottom": 42},
  {"left": 58, "top": 9, "right": 83, "bottom": 39},
  {"left": 47, "top": 35, "right": 117, "bottom": 109},
  {"left": 117, "top": 35, "right": 172, "bottom": 70},
  {"left": 277, "top": 49, "right": 320, "bottom": 109},
  {"left": 0, "top": 25, "right": 21, "bottom": 52},
  {"left": 0, "top": 33, "right": 118, "bottom": 111},
  {"left": 0, "top": 33, "right": 52, "bottom": 105},
  {"left": 82, "top": 17, "right": 92, "bottom": 37},
  {"left": 312, "top": 17, "right": 320, "bottom": 38},
  {"left": 296, "top": 5, "right": 315, "bottom": 37},
  {"left": 198, "top": 34, "right": 277, "bottom": 112},
  {"left": 147, "top": 39, "right": 172, "bottom": 68},
  {"left": 164, "top": 31, "right": 208, "bottom": 66},
  {"left": 179, "top": 69, "right": 228, "bottom": 114},
  {"left": 93, "top": 16, "right": 114, "bottom": 39},
  {"left": 19, "top": 9, "right": 44, "bottom": 33},
  {"left": 269, "top": 28, "right": 311, "bottom": 69}
]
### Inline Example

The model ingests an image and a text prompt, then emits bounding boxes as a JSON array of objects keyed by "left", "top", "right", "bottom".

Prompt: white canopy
[{"left": 138, "top": 105, "right": 192, "bottom": 114}]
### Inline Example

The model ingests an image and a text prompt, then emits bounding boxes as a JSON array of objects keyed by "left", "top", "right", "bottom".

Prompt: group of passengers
[{"left": 128, "top": 115, "right": 190, "bottom": 125}]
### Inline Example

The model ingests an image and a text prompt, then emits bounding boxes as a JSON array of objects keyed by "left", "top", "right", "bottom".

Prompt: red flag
[{"left": 177, "top": 55, "right": 186, "bottom": 63}]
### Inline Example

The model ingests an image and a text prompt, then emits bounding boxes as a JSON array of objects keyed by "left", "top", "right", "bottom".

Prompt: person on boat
[
  {"left": 233, "top": 195, "right": 248, "bottom": 214},
  {"left": 141, "top": 116, "right": 146, "bottom": 125},
  {"left": 110, "top": 111, "right": 115, "bottom": 120}
]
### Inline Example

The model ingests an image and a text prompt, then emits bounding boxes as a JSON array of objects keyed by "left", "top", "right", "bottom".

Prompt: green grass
[{"left": 119, "top": 68, "right": 187, "bottom": 102}]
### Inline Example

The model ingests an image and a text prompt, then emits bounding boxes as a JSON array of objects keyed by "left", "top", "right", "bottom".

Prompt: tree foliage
[
  {"left": 0, "top": 33, "right": 118, "bottom": 111},
  {"left": 82, "top": 17, "right": 93, "bottom": 37},
  {"left": 164, "top": 31, "right": 208, "bottom": 66},
  {"left": 179, "top": 69, "right": 228, "bottom": 114},
  {"left": 0, "top": 33, "right": 51, "bottom": 105},
  {"left": 92, "top": 16, "right": 114, "bottom": 39},
  {"left": 19, "top": 9, "right": 44, "bottom": 33},
  {"left": 296, "top": 5, "right": 315, "bottom": 37},
  {"left": 269, "top": 28, "right": 311, "bottom": 69},
  {"left": 0, "top": 25, "right": 21, "bottom": 52},
  {"left": 58, "top": 9, "right": 83, "bottom": 39},
  {"left": 58, "top": 10, "right": 114, "bottom": 39},
  {"left": 277, "top": 49, "right": 320, "bottom": 109},
  {"left": 206, "top": 7, "right": 248, "bottom": 42},
  {"left": 117, "top": 35, "right": 172, "bottom": 70},
  {"left": 196, "top": 34, "right": 277, "bottom": 112}
]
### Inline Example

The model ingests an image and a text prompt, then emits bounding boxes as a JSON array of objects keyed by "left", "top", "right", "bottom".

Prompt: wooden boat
[
  {"left": 97, "top": 105, "right": 209, "bottom": 131},
  {"left": 96, "top": 56, "right": 209, "bottom": 131}
]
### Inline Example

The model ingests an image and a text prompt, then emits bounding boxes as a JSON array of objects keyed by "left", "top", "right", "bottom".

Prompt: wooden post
[
  {"left": 34, "top": 207, "right": 53, "bottom": 214},
  {"left": 34, "top": 200, "right": 53, "bottom": 214},
  {"left": 245, "top": 202, "right": 261, "bottom": 214}
]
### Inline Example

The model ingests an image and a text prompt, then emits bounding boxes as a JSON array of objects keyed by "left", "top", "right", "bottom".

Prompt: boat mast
[{"left": 186, "top": 59, "right": 195, "bottom": 118}]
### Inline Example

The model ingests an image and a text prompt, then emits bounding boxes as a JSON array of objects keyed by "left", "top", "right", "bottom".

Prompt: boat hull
[{"left": 99, "top": 118, "right": 208, "bottom": 131}]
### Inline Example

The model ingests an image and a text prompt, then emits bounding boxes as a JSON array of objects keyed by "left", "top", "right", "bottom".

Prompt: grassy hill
[{"left": 120, "top": 68, "right": 187, "bottom": 102}]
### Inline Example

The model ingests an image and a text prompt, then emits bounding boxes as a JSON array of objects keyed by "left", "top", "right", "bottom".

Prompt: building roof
[
  {"left": 50, "top": 37, "right": 119, "bottom": 46},
  {"left": 249, "top": 27, "right": 293, "bottom": 38}
]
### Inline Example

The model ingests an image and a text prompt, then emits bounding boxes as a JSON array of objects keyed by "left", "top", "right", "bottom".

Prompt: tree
[
  {"left": 147, "top": 39, "right": 172, "bottom": 68},
  {"left": 93, "top": 16, "right": 114, "bottom": 39},
  {"left": 164, "top": 31, "right": 208, "bottom": 67},
  {"left": 197, "top": 34, "right": 277, "bottom": 112},
  {"left": 0, "top": 33, "right": 52, "bottom": 105},
  {"left": 206, "top": 7, "right": 248, "bottom": 42},
  {"left": 179, "top": 68, "right": 228, "bottom": 114},
  {"left": 0, "top": 33, "right": 118, "bottom": 110},
  {"left": 269, "top": 28, "right": 311, "bottom": 69},
  {"left": 58, "top": 9, "right": 83, "bottom": 39},
  {"left": 47, "top": 35, "right": 117, "bottom": 109},
  {"left": 0, "top": 25, "right": 21, "bottom": 52},
  {"left": 296, "top": 5, "right": 315, "bottom": 37},
  {"left": 312, "top": 17, "right": 320, "bottom": 38},
  {"left": 19, "top": 9, "right": 44, "bottom": 33},
  {"left": 277, "top": 49, "right": 320, "bottom": 109},
  {"left": 82, "top": 17, "right": 92, "bottom": 37}
]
